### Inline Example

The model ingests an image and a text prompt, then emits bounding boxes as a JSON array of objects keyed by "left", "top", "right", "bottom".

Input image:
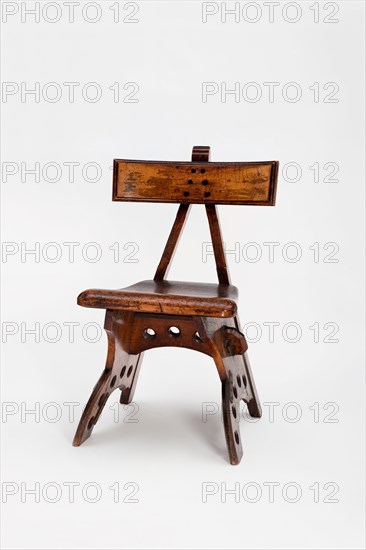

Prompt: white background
[{"left": 1, "top": 1, "right": 365, "bottom": 549}]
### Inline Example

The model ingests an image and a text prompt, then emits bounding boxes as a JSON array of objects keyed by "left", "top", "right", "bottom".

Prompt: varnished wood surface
[
  {"left": 154, "top": 203, "right": 191, "bottom": 281},
  {"left": 74, "top": 145, "right": 276, "bottom": 463},
  {"left": 113, "top": 159, "right": 278, "bottom": 205},
  {"left": 73, "top": 309, "right": 262, "bottom": 464},
  {"left": 191, "top": 145, "right": 211, "bottom": 162},
  {"left": 78, "top": 280, "right": 238, "bottom": 318},
  {"left": 205, "top": 204, "right": 231, "bottom": 285}
]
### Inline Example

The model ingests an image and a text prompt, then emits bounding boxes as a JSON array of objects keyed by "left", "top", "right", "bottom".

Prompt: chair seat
[{"left": 77, "top": 280, "right": 238, "bottom": 318}]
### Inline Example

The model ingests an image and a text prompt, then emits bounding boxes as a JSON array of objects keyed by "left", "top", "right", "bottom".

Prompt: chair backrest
[
  {"left": 113, "top": 147, "right": 278, "bottom": 206},
  {"left": 112, "top": 146, "right": 279, "bottom": 284}
]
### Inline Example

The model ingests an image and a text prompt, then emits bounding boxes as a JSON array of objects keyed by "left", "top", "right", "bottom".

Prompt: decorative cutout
[
  {"left": 169, "top": 326, "right": 181, "bottom": 337},
  {"left": 98, "top": 393, "right": 107, "bottom": 407},
  {"left": 143, "top": 328, "right": 155, "bottom": 339}
]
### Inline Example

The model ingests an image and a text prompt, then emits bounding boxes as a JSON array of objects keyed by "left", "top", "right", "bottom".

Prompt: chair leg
[
  {"left": 242, "top": 351, "right": 262, "bottom": 418},
  {"left": 202, "top": 317, "right": 262, "bottom": 464},
  {"left": 73, "top": 310, "right": 144, "bottom": 446},
  {"left": 220, "top": 351, "right": 261, "bottom": 464},
  {"left": 73, "top": 366, "right": 121, "bottom": 446},
  {"left": 119, "top": 352, "right": 144, "bottom": 404},
  {"left": 233, "top": 315, "right": 262, "bottom": 418},
  {"left": 73, "top": 310, "right": 261, "bottom": 464},
  {"left": 222, "top": 375, "right": 243, "bottom": 465},
  {"left": 201, "top": 321, "right": 242, "bottom": 464}
]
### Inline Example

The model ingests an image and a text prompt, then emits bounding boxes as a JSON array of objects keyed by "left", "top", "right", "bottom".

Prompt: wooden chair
[{"left": 73, "top": 146, "right": 279, "bottom": 464}]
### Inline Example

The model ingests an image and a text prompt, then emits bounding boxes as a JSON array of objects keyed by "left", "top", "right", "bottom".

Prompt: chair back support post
[
  {"left": 154, "top": 145, "right": 231, "bottom": 284},
  {"left": 113, "top": 146, "right": 278, "bottom": 284},
  {"left": 153, "top": 203, "right": 191, "bottom": 281},
  {"left": 205, "top": 204, "right": 231, "bottom": 285}
]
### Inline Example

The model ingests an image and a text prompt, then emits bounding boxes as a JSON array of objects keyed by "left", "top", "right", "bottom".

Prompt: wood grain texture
[
  {"left": 73, "top": 309, "right": 262, "bottom": 464},
  {"left": 113, "top": 159, "right": 278, "bottom": 205},
  {"left": 154, "top": 203, "right": 191, "bottom": 281},
  {"left": 205, "top": 204, "right": 231, "bottom": 285},
  {"left": 74, "top": 145, "right": 275, "bottom": 463},
  {"left": 153, "top": 147, "right": 210, "bottom": 281},
  {"left": 78, "top": 280, "right": 238, "bottom": 318},
  {"left": 191, "top": 145, "right": 211, "bottom": 162}
]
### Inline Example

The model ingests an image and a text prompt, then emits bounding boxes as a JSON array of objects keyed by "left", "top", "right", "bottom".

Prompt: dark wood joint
[
  {"left": 191, "top": 145, "right": 211, "bottom": 163},
  {"left": 222, "top": 326, "right": 248, "bottom": 356}
]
